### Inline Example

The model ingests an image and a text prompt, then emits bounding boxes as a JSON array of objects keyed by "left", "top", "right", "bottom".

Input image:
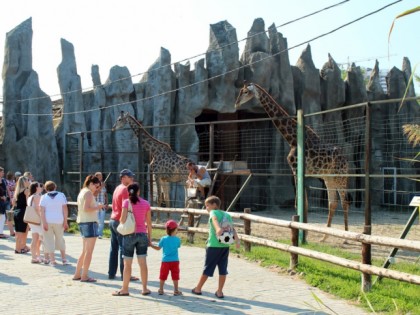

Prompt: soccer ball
[{"left": 217, "top": 231, "right": 235, "bottom": 245}]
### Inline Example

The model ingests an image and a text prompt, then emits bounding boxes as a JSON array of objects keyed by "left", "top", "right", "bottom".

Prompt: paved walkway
[{"left": 0, "top": 233, "right": 369, "bottom": 315}]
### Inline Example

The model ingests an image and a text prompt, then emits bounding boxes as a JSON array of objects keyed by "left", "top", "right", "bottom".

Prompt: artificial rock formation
[
  {"left": 1, "top": 17, "right": 418, "bottom": 208},
  {"left": 0, "top": 18, "right": 60, "bottom": 182}
]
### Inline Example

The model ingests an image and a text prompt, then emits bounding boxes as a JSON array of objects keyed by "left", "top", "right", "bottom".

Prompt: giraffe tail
[{"left": 346, "top": 192, "right": 353, "bottom": 205}]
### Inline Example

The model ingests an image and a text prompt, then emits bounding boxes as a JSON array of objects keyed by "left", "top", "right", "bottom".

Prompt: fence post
[
  {"left": 290, "top": 215, "right": 299, "bottom": 270},
  {"left": 187, "top": 212, "right": 195, "bottom": 244},
  {"left": 243, "top": 208, "right": 251, "bottom": 252}
]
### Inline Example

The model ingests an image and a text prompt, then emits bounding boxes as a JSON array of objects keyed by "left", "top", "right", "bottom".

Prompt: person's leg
[
  {"left": 171, "top": 261, "right": 181, "bottom": 294},
  {"left": 216, "top": 275, "right": 227, "bottom": 297},
  {"left": 22, "top": 224, "right": 29, "bottom": 251},
  {"left": 53, "top": 223, "right": 67, "bottom": 263},
  {"left": 14, "top": 232, "right": 23, "bottom": 251},
  {"left": 158, "top": 262, "right": 169, "bottom": 294},
  {"left": 81, "top": 237, "right": 97, "bottom": 280},
  {"left": 216, "top": 248, "right": 229, "bottom": 297},
  {"left": 74, "top": 238, "right": 87, "bottom": 279},
  {"left": 42, "top": 225, "right": 55, "bottom": 263},
  {"left": 194, "top": 274, "right": 208, "bottom": 293},
  {"left": 119, "top": 258, "right": 132, "bottom": 294},
  {"left": 117, "top": 231, "right": 124, "bottom": 278},
  {"left": 0, "top": 213, "right": 6, "bottom": 236},
  {"left": 31, "top": 232, "right": 40, "bottom": 261},
  {"left": 138, "top": 257, "right": 149, "bottom": 293},
  {"left": 108, "top": 219, "right": 119, "bottom": 278}
]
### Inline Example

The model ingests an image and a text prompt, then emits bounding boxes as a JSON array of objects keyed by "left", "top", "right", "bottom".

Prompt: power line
[
  {"left": 16, "top": 0, "right": 404, "bottom": 117},
  {"left": 2, "top": 0, "right": 350, "bottom": 103}
]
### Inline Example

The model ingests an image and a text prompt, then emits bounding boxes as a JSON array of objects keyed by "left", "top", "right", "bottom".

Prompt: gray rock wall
[{"left": 1, "top": 17, "right": 418, "bottom": 208}]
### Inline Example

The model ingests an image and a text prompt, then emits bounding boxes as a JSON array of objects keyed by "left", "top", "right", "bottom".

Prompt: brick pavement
[{"left": 0, "top": 233, "right": 369, "bottom": 314}]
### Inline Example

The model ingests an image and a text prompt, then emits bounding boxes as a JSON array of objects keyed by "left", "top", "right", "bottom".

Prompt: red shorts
[{"left": 159, "top": 261, "right": 180, "bottom": 281}]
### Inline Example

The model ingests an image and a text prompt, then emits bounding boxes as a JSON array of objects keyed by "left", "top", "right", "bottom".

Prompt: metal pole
[
  {"left": 209, "top": 123, "right": 214, "bottom": 168},
  {"left": 297, "top": 110, "right": 306, "bottom": 243},
  {"left": 362, "top": 103, "right": 372, "bottom": 292},
  {"left": 226, "top": 174, "right": 253, "bottom": 212},
  {"left": 79, "top": 132, "right": 84, "bottom": 190}
]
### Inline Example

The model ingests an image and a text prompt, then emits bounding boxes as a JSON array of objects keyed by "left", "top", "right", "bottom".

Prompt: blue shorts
[
  {"left": 122, "top": 233, "right": 148, "bottom": 258},
  {"left": 79, "top": 222, "right": 99, "bottom": 238},
  {"left": 203, "top": 247, "right": 229, "bottom": 277}
]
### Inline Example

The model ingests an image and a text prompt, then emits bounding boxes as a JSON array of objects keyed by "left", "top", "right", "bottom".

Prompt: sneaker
[
  {"left": 98, "top": 236, "right": 103, "bottom": 239},
  {"left": 108, "top": 275, "right": 115, "bottom": 280}
]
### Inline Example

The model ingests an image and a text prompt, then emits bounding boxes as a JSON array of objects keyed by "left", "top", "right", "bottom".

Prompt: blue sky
[{"left": 0, "top": 0, "right": 418, "bottom": 99}]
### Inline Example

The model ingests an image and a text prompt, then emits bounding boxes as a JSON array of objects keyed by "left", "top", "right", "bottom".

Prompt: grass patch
[
  {"left": 240, "top": 241, "right": 420, "bottom": 314},
  {"left": 67, "top": 223, "right": 419, "bottom": 314}
]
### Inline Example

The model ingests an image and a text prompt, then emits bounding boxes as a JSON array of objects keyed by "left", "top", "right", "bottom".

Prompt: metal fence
[{"left": 64, "top": 97, "right": 420, "bottom": 245}]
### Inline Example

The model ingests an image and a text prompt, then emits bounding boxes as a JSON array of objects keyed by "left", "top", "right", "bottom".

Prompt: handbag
[
  {"left": 23, "top": 197, "right": 41, "bottom": 225},
  {"left": 117, "top": 201, "right": 135, "bottom": 235},
  {"left": 6, "top": 209, "right": 14, "bottom": 222}
]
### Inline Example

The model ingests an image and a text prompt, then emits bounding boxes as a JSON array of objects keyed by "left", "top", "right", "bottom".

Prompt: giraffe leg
[
  {"left": 339, "top": 189, "right": 350, "bottom": 244},
  {"left": 320, "top": 183, "right": 339, "bottom": 242}
]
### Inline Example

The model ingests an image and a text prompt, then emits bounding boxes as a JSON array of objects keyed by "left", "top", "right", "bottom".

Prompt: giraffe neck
[
  {"left": 127, "top": 116, "right": 171, "bottom": 155},
  {"left": 256, "top": 86, "right": 298, "bottom": 147},
  {"left": 254, "top": 84, "right": 319, "bottom": 146}
]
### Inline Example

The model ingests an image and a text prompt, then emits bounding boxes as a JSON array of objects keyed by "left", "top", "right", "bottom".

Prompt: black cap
[{"left": 120, "top": 169, "right": 134, "bottom": 178}]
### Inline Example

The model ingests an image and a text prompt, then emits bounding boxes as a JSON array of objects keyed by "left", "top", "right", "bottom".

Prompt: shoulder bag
[
  {"left": 117, "top": 201, "right": 135, "bottom": 235},
  {"left": 23, "top": 196, "right": 41, "bottom": 225}
]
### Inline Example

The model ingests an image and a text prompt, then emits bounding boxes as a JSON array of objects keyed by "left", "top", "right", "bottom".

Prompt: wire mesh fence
[{"left": 64, "top": 98, "right": 420, "bottom": 258}]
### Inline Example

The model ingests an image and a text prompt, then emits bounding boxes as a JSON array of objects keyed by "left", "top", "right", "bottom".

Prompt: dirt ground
[{"left": 236, "top": 207, "right": 420, "bottom": 263}]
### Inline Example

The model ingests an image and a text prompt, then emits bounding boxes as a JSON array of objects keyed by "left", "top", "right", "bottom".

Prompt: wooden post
[
  {"left": 244, "top": 208, "right": 251, "bottom": 252},
  {"left": 187, "top": 212, "right": 195, "bottom": 243},
  {"left": 290, "top": 215, "right": 299, "bottom": 270}
]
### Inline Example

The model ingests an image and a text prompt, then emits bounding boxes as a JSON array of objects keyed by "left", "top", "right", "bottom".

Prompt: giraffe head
[
  {"left": 112, "top": 111, "right": 130, "bottom": 131},
  {"left": 235, "top": 82, "right": 259, "bottom": 109}
]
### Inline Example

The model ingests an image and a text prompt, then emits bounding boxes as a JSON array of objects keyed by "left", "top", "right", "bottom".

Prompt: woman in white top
[
  {"left": 27, "top": 182, "right": 44, "bottom": 263},
  {"left": 39, "top": 181, "right": 69, "bottom": 266},
  {"left": 72, "top": 175, "right": 103, "bottom": 282}
]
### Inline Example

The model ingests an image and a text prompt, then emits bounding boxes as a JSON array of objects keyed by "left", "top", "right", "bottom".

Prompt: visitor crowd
[{"left": 0, "top": 166, "right": 240, "bottom": 298}]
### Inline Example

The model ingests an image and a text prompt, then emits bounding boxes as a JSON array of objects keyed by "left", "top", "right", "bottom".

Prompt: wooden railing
[{"left": 67, "top": 203, "right": 420, "bottom": 285}]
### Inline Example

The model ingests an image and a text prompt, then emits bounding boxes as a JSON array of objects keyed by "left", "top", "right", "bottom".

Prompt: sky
[{"left": 0, "top": 0, "right": 419, "bottom": 101}]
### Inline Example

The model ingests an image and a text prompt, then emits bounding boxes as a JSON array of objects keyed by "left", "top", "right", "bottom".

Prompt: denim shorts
[
  {"left": 79, "top": 222, "right": 99, "bottom": 238},
  {"left": 122, "top": 233, "right": 148, "bottom": 258}
]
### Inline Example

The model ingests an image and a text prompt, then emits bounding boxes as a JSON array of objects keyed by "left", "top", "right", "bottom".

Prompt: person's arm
[
  {"left": 211, "top": 215, "right": 222, "bottom": 236},
  {"left": 103, "top": 187, "right": 108, "bottom": 210},
  {"left": 62, "top": 204, "right": 68, "bottom": 231},
  {"left": 120, "top": 205, "right": 128, "bottom": 223},
  {"left": 150, "top": 243, "right": 161, "bottom": 250},
  {"left": 196, "top": 167, "right": 206, "bottom": 180},
  {"left": 146, "top": 209, "right": 152, "bottom": 245},
  {"left": 40, "top": 205, "right": 48, "bottom": 231},
  {"left": 233, "top": 228, "right": 240, "bottom": 249},
  {"left": 84, "top": 191, "right": 102, "bottom": 212},
  {"left": 34, "top": 195, "right": 42, "bottom": 216}
]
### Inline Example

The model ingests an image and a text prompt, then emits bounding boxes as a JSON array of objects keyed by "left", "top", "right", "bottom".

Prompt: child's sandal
[
  {"left": 174, "top": 290, "right": 183, "bottom": 296},
  {"left": 158, "top": 289, "right": 164, "bottom": 295}
]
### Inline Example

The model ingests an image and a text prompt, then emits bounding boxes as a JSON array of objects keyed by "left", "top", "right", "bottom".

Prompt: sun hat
[
  {"left": 119, "top": 169, "right": 134, "bottom": 178},
  {"left": 165, "top": 220, "right": 178, "bottom": 229}
]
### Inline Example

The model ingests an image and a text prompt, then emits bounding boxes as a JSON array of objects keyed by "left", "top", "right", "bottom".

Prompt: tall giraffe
[
  {"left": 112, "top": 111, "right": 191, "bottom": 207},
  {"left": 235, "top": 83, "right": 351, "bottom": 238}
]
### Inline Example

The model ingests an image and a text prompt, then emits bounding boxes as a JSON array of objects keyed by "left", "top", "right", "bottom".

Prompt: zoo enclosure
[{"left": 64, "top": 96, "right": 420, "bottom": 229}]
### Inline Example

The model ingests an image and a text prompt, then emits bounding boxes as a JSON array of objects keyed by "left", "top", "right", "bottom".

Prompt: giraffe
[
  {"left": 235, "top": 82, "right": 351, "bottom": 239},
  {"left": 112, "top": 111, "right": 191, "bottom": 208}
]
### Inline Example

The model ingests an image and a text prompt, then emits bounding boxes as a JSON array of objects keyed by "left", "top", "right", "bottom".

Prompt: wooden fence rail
[{"left": 67, "top": 203, "right": 420, "bottom": 285}]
